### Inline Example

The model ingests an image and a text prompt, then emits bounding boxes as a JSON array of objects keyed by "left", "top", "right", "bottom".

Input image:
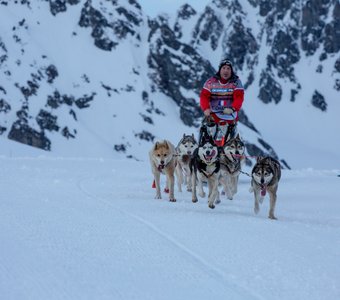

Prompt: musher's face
[{"left": 220, "top": 65, "right": 232, "bottom": 80}]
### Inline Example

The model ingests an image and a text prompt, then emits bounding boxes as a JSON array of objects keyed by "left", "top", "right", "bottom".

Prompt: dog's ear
[
  {"left": 154, "top": 142, "right": 160, "bottom": 150},
  {"left": 199, "top": 128, "right": 208, "bottom": 146},
  {"left": 208, "top": 134, "right": 215, "bottom": 146},
  {"left": 257, "top": 156, "right": 264, "bottom": 162},
  {"left": 164, "top": 140, "right": 170, "bottom": 149},
  {"left": 183, "top": 133, "right": 186, "bottom": 138}
]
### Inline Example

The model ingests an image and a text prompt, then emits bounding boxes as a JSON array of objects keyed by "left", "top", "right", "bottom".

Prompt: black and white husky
[
  {"left": 218, "top": 134, "right": 245, "bottom": 202},
  {"left": 190, "top": 136, "right": 220, "bottom": 209},
  {"left": 250, "top": 157, "right": 281, "bottom": 220},
  {"left": 175, "top": 134, "right": 198, "bottom": 192}
]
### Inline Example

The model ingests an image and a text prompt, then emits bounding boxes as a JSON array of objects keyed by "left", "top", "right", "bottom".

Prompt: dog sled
[{"left": 198, "top": 115, "right": 237, "bottom": 147}]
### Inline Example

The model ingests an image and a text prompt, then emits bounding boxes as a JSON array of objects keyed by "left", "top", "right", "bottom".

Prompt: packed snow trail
[
  {"left": 78, "top": 176, "right": 264, "bottom": 300},
  {"left": 0, "top": 157, "right": 339, "bottom": 300}
]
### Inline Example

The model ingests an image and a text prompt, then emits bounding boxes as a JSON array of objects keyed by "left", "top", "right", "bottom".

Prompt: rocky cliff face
[
  {"left": 0, "top": 0, "right": 145, "bottom": 152},
  {"left": 252, "top": 0, "right": 339, "bottom": 105},
  {"left": 78, "top": 0, "right": 143, "bottom": 51},
  {"left": 147, "top": 15, "right": 214, "bottom": 127},
  {"left": 0, "top": 0, "right": 339, "bottom": 168}
]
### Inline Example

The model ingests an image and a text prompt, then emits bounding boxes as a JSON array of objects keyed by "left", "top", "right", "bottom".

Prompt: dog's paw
[
  {"left": 208, "top": 203, "right": 215, "bottom": 209},
  {"left": 215, "top": 198, "right": 221, "bottom": 205},
  {"left": 186, "top": 187, "right": 192, "bottom": 192},
  {"left": 155, "top": 194, "right": 162, "bottom": 199},
  {"left": 164, "top": 188, "right": 169, "bottom": 193},
  {"left": 192, "top": 198, "right": 198, "bottom": 203},
  {"left": 169, "top": 198, "right": 176, "bottom": 202},
  {"left": 268, "top": 215, "right": 277, "bottom": 220},
  {"left": 227, "top": 196, "right": 233, "bottom": 200}
]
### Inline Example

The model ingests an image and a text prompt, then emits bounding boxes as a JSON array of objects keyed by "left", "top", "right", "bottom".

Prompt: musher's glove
[
  {"left": 203, "top": 109, "right": 211, "bottom": 117},
  {"left": 223, "top": 107, "right": 235, "bottom": 115}
]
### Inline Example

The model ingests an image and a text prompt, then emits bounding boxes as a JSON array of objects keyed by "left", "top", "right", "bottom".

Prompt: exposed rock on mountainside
[
  {"left": 78, "top": 0, "right": 143, "bottom": 51},
  {"left": 311, "top": 90, "right": 327, "bottom": 111},
  {"left": 0, "top": 0, "right": 339, "bottom": 168},
  {"left": 148, "top": 16, "right": 214, "bottom": 127}
]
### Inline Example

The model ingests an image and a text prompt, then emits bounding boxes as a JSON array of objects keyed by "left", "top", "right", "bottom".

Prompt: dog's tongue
[
  {"left": 261, "top": 187, "right": 266, "bottom": 196},
  {"left": 206, "top": 149, "right": 216, "bottom": 160}
]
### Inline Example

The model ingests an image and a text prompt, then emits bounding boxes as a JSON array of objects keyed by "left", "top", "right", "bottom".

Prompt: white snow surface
[
  {"left": 0, "top": 149, "right": 339, "bottom": 300},
  {"left": 139, "top": 0, "right": 207, "bottom": 17}
]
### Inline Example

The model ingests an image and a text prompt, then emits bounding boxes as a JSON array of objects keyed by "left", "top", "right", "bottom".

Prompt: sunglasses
[{"left": 219, "top": 59, "right": 232, "bottom": 66}]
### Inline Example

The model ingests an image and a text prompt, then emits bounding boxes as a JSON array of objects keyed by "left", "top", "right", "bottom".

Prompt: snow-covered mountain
[{"left": 0, "top": 0, "right": 339, "bottom": 169}]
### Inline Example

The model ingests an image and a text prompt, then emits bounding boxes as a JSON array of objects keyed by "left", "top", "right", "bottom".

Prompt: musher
[{"left": 199, "top": 59, "right": 245, "bottom": 146}]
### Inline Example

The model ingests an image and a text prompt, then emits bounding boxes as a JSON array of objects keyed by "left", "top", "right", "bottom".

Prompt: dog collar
[{"left": 157, "top": 156, "right": 173, "bottom": 172}]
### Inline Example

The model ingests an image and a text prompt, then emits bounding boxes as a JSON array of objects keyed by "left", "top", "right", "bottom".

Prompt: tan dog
[{"left": 149, "top": 140, "right": 177, "bottom": 202}]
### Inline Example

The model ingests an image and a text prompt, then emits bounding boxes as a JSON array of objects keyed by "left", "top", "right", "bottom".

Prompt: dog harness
[
  {"left": 220, "top": 155, "right": 242, "bottom": 175},
  {"left": 197, "top": 158, "right": 220, "bottom": 178}
]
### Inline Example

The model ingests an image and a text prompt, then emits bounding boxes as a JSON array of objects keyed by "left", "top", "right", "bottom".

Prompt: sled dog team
[{"left": 149, "top": 133, "right": 281, "bottom": 220}]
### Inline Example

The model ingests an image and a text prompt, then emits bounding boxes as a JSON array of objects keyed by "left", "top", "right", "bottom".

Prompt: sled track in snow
[{"left": 77, "top": 175, "right": 264, "bottom": 300}]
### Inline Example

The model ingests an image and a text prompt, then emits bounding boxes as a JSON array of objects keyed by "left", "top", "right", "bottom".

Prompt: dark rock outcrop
[
  {"left": 148, "top": 17, "right": 214, "bottom": 127},
  {"left": 311, "top": 90, "right": 327, "bottom": 111},
  {"left": 8, "top": 121, "right": 51, "bottom": 150}
]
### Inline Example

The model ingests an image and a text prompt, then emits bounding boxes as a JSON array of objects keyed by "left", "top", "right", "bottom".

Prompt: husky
[
  {"left": 218, "top": 134, "right": 245, "bottom": 202},
  {"left": 250, "top": 157, "right": 281, "bottom": 220},
  {"left": 149, "top": 140, "right": 177, "bottom": 202},
  {"left": 175, "top": 134, "right": 198, "bottom": 192},
  {"left": 190, "top": 136, "right": 220, "bottom": 209}
]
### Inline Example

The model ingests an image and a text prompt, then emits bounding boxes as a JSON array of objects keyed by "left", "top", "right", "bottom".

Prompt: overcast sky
[{"left": 138, "top": 0, "right": 208, "bottom": 17}]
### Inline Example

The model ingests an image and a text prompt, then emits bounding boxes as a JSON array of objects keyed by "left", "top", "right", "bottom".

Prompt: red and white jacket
[{"left": 200, "top": 75, "right": 244, "bottom": 124}]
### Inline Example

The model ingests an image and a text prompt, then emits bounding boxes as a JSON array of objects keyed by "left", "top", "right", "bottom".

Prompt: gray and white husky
[
  {"left": 190, "top": 136, "right": 220, "bottom": 209},
  {"left": 250, "top": 157, "right": 281, "bottom": 220},
  {"left": 218, "top": 134, "right": 245, "bottom": 202},
  {"left": 175, "top": 134, "right": 198, "bottom": 192}
]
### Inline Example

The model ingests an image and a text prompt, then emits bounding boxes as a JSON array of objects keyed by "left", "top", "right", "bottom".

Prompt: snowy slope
[
  {"left": 0, "top": 0, "right": 205, "bottom": 162},
  {"left": 0, "top": 0, "right": 339, "bottom": 170},
  {"left": 0, "top": 155, "right": 339, "bottom": 300}
]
